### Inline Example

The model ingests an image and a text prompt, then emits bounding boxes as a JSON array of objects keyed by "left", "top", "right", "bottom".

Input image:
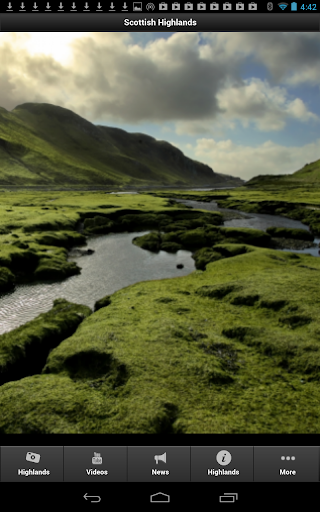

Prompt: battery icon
[
  {"left": 219, "top": 493, "right": 238, "bottom": 503},
  {"left": 291, "top": 2, "right": 297, "bottom": 9}
]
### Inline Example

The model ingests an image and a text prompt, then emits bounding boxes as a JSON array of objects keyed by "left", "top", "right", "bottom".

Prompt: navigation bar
[{"left": 0, "top": 446, "right": 319, "bottom": 481}]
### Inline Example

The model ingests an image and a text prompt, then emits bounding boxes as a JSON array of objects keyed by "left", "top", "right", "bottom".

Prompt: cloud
[
  {"left": 0, "top": 32, "right": 318, "bottom": 133},
  {"left": 0, "top": 39, "right": 72, "bottom": 111},
  {"left": 191, "top": 138, "right": 320, "bottom": 181},
  {"left": 0, "top": 32, "right": 227, "bottom": 123},
  {"left": 68, "top": 32, "right": 227, "bottom": 123},
  {"left": 216, "top": 78, "right": 318, "bottom": 131},
  {"left": 206, "top": 33, "right": 320, "bottom": 86},
  {"left": 174, "top": 77, "right": 318, "bottom": 136}
]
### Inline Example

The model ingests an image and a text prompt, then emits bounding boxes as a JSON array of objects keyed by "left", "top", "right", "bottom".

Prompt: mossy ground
[
  {"left": 0, "top": 299, "right": 91, "bottom": 386},
  {"left": 0, "top": 190, "right": 197, "bottom": 291},
  {"left": 1, "top": 189, "right": 320, "bottom": 433},
  {"left": 148, "top": 185, "right": 320, "bottom": 236}
]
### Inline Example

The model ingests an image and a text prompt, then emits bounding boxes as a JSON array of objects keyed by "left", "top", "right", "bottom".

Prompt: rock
[
  {"left": 176, "top": 264, "right": 184, "bottom": 269},
  {"left": 69, "top": 248, "right": 95, "bottom": 257}
]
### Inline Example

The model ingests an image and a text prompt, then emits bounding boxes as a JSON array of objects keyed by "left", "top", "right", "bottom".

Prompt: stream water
[
  {"left": 175, "top": 198, "right": 320, "bottom": 258},
  {"left": 0, "top": 193, "right": 318, "bottom": 334},
  {"left": 0, "top": 231, "right": 195, "bottom": 334}
]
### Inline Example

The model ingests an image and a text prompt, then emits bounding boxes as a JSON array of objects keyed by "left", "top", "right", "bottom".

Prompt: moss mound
[
  {"left": 83, "top": 209, "right": 223, "bottom": 236},
  {"left": 34, "top": 251, "right": 80, "bottom": 280},
  {"left": 192, "top": 247, "right": 223, "bottom": 270},
  {"left": 94, "top": 295, "right": 112, "bottom": 312},
  {"left": 266, "top": 227, "right": 314, "bottom": 241},
  {"left": 160, "top": 242, "right": 183, "bottom": 253},
  {"left": 0, "top": 266, "right": 15, "bottom": 293},
  {"left": 221, "top": 227, "right": 272, "bottom": 247},
  {"left": 132, "top": 231, "right": 161, "bottom": 252},
  {"left": 35, "top": 231, "right": 86, "bottom": 247},
  {"left": 0, "top": 298, "right": 91, "bottom": 386}
]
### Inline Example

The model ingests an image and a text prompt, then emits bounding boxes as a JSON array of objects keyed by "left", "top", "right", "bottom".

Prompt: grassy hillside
[
  {"left": 290, "top": 159, "right": 320, "bottom": 181},
  {"left": 0, "top": 103, "right": 242, "bottom": 188},
  {"left": 246, "top": 158, "right": 320, "bottom": 188}
]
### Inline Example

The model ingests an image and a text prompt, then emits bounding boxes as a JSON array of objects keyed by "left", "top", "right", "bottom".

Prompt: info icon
[{"left": 216, "top": 450, "right": 232, "bottom": 466}]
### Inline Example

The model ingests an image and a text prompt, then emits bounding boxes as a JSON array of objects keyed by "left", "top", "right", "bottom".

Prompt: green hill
[
  {"left": 0, "top": 103, "right": 242, "bottom": 188},
  {"left": 246, "top": 158, "right": 320, "bottom": 188},
  {"left": 290, "top": 159, "right": 320, "bottom": 181}
]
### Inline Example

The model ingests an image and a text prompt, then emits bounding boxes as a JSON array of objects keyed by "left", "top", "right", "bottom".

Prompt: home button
[{"left": 150, "top": 492, "right": 170, "bottom": 503}]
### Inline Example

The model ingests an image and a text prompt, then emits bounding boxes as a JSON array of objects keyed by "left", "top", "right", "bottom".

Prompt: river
[
  {"left": 0, "top": 195, "right": 318, "bottom": 334},
  {"left": 0, "top": 231, "right": 195, "bottom": 334},
  {"left": 174, "top": 198, "right": 320, "bottom": 258}
]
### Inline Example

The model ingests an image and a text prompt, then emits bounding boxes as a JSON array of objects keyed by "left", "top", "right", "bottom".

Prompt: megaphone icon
[{"left": 154, "top": 452, "right": 166, "bottom": 464}]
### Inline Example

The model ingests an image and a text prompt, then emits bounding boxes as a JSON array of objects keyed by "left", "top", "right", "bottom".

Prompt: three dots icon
[{"left": 281, "top": 456, "right": 295, "bottom": 460}]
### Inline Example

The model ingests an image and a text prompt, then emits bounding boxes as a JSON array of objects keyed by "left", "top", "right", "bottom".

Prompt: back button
[{"left": 83, "top": 493, "right": 101, "bottom": 503}]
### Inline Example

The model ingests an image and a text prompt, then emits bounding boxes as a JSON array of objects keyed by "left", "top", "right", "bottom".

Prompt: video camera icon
[{"left": 26, "top": 451, "right": 41, "bottom": 463}]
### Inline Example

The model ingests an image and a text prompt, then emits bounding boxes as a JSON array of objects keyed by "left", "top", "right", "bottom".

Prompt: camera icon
[{"left": 26, "top": 451, "right": 40, "bottom": 463}]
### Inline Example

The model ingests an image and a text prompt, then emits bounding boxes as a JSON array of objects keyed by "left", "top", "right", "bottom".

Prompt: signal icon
[
  {"left": 278, "top": 2, "right": 288, "bottom": 9},
  {"left": 146, "top": 2, "right": 155, "bottom": 9}
]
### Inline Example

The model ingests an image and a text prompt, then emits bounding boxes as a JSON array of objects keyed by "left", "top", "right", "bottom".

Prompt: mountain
[
  {"left": 246, "top": 158, "right": 320, "bottom": 187},
  {"left": 0, "top": 103, "right": 243, "bottom": 188}
]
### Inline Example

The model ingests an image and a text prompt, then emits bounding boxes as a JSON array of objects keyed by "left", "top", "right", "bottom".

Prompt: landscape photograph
[{"left": 0, "top": 31, "right": 319, "bottom": 434}]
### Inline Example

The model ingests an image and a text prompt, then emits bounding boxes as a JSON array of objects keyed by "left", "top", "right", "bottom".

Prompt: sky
[{"left": 0, "top": 31, "right": 319, "bottom": 181}]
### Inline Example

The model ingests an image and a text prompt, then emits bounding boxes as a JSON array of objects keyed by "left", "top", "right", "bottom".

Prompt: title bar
[{"left": 0, "top": 13, "right": 319, "bottom": 30}]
